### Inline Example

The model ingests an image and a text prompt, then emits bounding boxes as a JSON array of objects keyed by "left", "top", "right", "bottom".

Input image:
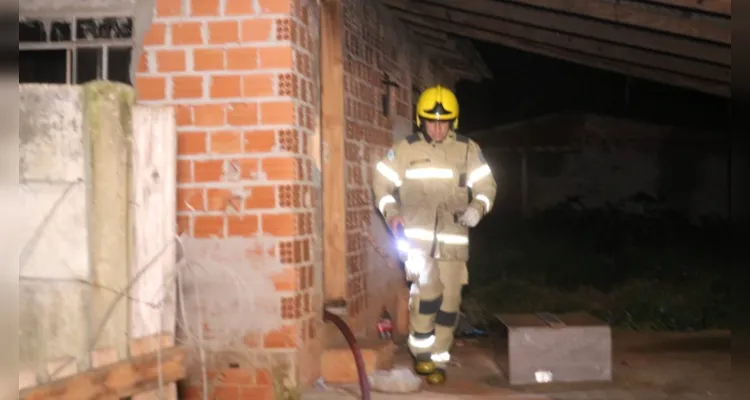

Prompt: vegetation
[{"left": 466, "top": 195, "right": 731, "bottom": 331}]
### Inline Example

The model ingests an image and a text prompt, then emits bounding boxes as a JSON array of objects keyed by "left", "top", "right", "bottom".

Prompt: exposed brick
[
  {"left": 172, "top": 75, "right": 204, "bottom": 99},
  {"left": 177, "top": 188, "right": 205, "bottom": 211},
  {"left": 258, "top": 46, "right": 294, "bottom": 69},
  {"left": 226, "top": 47, "right": 258, "bottom": 70},
  {"left": 227, "top": 102, "right": 259, "bottom": 125},
  {"left": 241, "top": 19, "right": 275, "bottom": 42},
  {"left": 143, "top": 23, "right": 166, "bottom": 46},
  {"left": 194, "top": 215, "right": 224, "bottom": 237},
  {"left": 171, "top": 22, "right": 203, "bottom": 45},
  {"left": 136, "top": 76, "right": 166, "bottom": 101},
  {"left": 261, "top": 157, "right": 297, "bottom": 180},
  {"left": 244, "top": 185, "right": 276, "bottom": 209},
  {"left": 261, "top": 213, "right": 296, "bottom": 236},
  {"left": 190, "top": 0, "right": 219, "bottom": 16},
  {"left": 136, "top": 0, "right": 442, "bottom": 393},
  {"left": 272, "top": 267, "right": 297, "bottom": 291},
  {"left": 208, "top": 21, "right": 240, "bottom": 44},
  {"left": 194, "top": 160, "right": 225, "bottom": 182},
  {"left": 206, "top": 188, "right": 236, "bottom": 211},
  {"left": 233, "top": 158, "right": 260, "bottom": 179},
  {"left": 177, "top": 215, "right": 190, "bottom": 235},
  {"left": 137, "top": 52, "right": 149, "bottom": 73},
  {"left": 243, "top": 74, "right": 275, "bottom": 97},
  {"left": 263, "top": 325, "right": 297, "bottom": 348},
  {"left": 241, "top": 387, "right": 274, "bottom": 400},
  {"left": 177, "top": 159, "right": 192, "bottom": 183},
  {"left": 194, "top": 48, "right": 225, "bottom": 71},
  {"left": 210, "top": 75, "right": 243, "bottom": 98},
  {"left": 260, "top": 101, "right": 295, "bottom": 125},
  {"left": 244, "top": 130, "right": 276, "bottom": 152},
  {"left": 225, "top": 0, "right": 254, "bottom": 15},
  {"left": 227, "top": 215, "right": 259, "bottom": 236},
  {"left": 175, "top": 105, "right": 193, "bottom": 126},
  {"left": 258, "top": 0, "right": 292, "bottom": 14},
  {"left": 155, "top": 50, "right": 186, "bottom": 72},
  {"left": 210, "top": 130, "right": 243, "bottom": 153},
  {"left": 178, "top": 131, "right": 207, "bottom": 155},
  {"left": 156, "top": 0, "right": 182, "bottom": 17},
  {"left": 194, "top": 104, "right": 226, "bottom": 126}
]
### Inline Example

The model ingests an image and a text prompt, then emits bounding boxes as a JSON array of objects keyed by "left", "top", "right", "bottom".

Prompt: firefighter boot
[
  {"left": 413, "top": 353, "right": 436, "bottom": 375},
  {"left": 426, "top": 368, "right": 446, "bottom": 385}
]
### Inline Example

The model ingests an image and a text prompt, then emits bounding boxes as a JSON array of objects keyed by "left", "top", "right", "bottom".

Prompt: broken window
[{"left": 19, "top": 17, "right": 134, "bottom": 85}]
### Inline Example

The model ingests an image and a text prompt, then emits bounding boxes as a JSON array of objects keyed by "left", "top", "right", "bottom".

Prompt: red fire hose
[{"left": 323, "top": 309, "right": 371, "bottom": 400}]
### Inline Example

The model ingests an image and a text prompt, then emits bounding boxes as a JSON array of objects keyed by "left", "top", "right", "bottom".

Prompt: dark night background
[
  {"left": 457, "top": 42, "right": 730, "bottom": 132},
  {"left": 454, "top": 41, "right": 732, "bottom": 333}
]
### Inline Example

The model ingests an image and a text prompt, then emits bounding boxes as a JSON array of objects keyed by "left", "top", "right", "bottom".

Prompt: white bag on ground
[{"left": 369, "top": 367, "right": 422, "bottom": 393}]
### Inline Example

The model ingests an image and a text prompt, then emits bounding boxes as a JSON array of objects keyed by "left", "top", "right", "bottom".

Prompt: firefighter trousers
[{"left": 407, "top": 260, "right": 468, "bottom": 367}]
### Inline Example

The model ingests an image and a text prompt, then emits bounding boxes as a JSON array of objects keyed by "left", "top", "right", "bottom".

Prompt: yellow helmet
[{"left": 415, "top": 85, "right": 459, "bottom": 130}]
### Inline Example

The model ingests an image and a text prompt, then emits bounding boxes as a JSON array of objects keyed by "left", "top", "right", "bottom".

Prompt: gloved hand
[{"left": 458, "top": 207, "right": 481, "bottom": 227}]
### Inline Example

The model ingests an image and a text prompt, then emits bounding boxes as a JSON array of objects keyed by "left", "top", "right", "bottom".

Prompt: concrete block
[
  {"left": 321, "top": 339, "right": 396, "bottom": 384},
  {"left": 19, "top": 280, "right": 90, "bottom": 368},
  {"left": 496, "top": 312, "right": 612, "bottom": 386}
]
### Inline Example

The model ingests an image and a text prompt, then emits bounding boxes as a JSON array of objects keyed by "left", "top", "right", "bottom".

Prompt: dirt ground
[{"left": 302, "top": 330, "right": 731, "bottom": 400}]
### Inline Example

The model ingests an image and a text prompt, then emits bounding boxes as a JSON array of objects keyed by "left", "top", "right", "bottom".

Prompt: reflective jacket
[{"left": 373, "top": 131, "right": 497, "bottom": 261}]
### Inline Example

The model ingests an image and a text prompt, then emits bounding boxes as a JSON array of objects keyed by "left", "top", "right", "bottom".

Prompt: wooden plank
[
  {"left": 129, "top": 106, "right": 178, "bottom": 400},
  {"left": 510, "top": 0, "right": 730, "bottom": 44},
  {"left": 409, "top": 24, "right": 451, "bottom": 41},
  {"left": 321, "top": 0, "right": 348, "bottom": 303},
  {"left": 387, "top": 2, "right": 730, "bottom": 82},
  {"left": 402, "top": 0, "right": 729, "bottom": 65},
  {"left": 20, "top": 346, "right": 187, "bottom": 400},
  {"left": 130, "top": 106, "right": 177, "bottom": 339},
  {"left": 642, "top": 0, "right": 731, "bottom": 16},
  {"left": 392, "top": 11, "right": 730, "bottom": 97}
]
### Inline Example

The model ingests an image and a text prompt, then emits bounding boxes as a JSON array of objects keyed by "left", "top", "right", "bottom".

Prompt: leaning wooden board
[{"left": 19, "top": 345, "right": 187, "bottom": 400}]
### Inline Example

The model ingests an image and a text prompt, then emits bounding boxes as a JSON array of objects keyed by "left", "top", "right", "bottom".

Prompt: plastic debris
[{"left": 369, "top": 368, "right": 423, "bottom": 393}]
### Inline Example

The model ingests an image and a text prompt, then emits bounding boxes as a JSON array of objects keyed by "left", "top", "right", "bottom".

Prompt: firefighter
[{"left": 373, "top": 85, "right": 497, "bottom": 384}]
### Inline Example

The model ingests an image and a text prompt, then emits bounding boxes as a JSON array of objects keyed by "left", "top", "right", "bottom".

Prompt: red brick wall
[
  {"left": 135, "top": 0, "right": 446, "bottom": 394},
  {"left": 136, "top": 0, "right": 322, "bottom": 396}
]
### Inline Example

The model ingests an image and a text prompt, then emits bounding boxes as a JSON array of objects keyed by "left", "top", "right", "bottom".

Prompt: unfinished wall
[
  {"left": 18, "top": 82, "right": 178, "bottom": 396},
  {"left": 134, "top": 0, "right": 450, "bottom": 395},
  {"left": 136, "top": 0, "right": 324, "bottom": 395}
]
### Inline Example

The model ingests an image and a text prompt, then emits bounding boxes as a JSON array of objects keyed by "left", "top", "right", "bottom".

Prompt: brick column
[{"left": 136, "top": 0, "right": 323, "bottom": 397}]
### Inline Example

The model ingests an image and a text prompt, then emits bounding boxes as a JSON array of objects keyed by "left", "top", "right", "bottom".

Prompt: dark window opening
[
  {"left": 19, "top": 50, "right": 67, "bottom": 84},
  {"left": 19, "top": 17, "right": 133, "bottom": 85}
]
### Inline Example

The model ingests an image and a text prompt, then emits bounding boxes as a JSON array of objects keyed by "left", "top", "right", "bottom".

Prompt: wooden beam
[
  {"left": 422, "top": 49, "right": 484, "bottom": 82},
  {"left": 392, "top": 11, "right": 729, "bottom": 97},
  {"left": 641, "top": 0, "right": 730, "bottom": 16},
  {"left": 454, "top": 37, "right": 493, "bottom": 79},
  {"left": 423, "top": 42, "right": 488, "bottom": 80},
  {"left": 409, "top": 24, "right": 451, "bottom": 41},
  {"left": 408, "top": 0, "right": 729, "bottom": 65},
  {"left": 388, "top": 3, "right": 729, "bottom": 83},
  {"left": 20, "top": 346, "right": 187, "bottom": 400},
  {"left": 509, "top": 0, "right": 730, "bottom": 44},
  {"left": 321, "top": 0, "right": 348, "bottom": 304},
  {"left": 412, "top": 31, "right": 489, "bottom": 82}
]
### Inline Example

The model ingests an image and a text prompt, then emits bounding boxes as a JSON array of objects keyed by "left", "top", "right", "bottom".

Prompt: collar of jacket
[{"left": 419, "top": 131, "right": 456, "bottom": 144}]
